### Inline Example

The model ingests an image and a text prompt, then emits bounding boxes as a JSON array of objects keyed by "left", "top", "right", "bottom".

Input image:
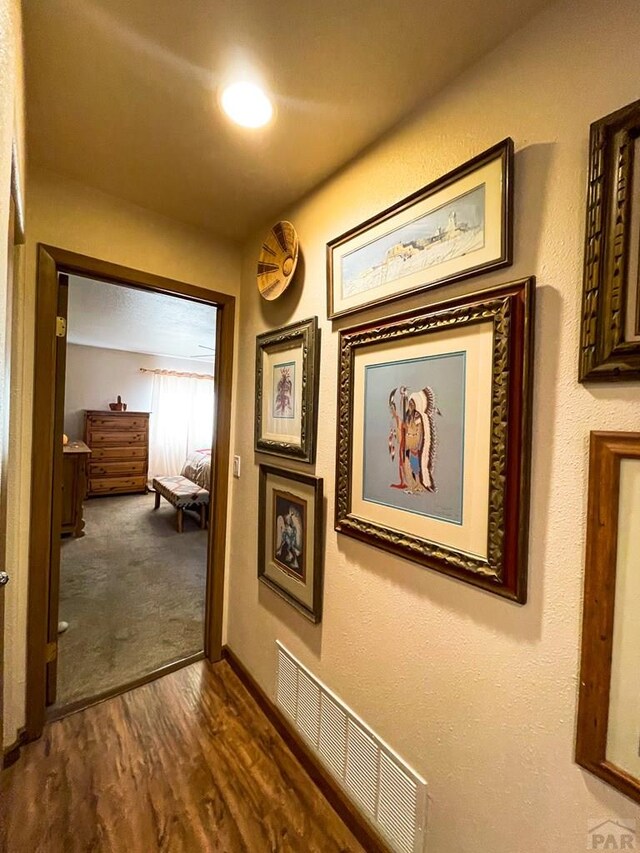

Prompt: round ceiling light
[{"left": 220, "top": 81, "right": 273, "bottom": 128}]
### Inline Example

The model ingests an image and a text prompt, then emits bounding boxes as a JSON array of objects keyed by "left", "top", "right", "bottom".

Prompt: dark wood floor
[{"left": 0, "top": 660, "right": 364, "bottom": 852}]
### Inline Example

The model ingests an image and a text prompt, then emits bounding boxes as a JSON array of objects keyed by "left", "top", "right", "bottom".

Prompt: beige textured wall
[
  {"left": 3, "top": 167, "right": 241, "bottom": 744},
  {"left": 227, "top": 0, "right": 640, "bottom": 848},
  {"left": 63, "top": 345, "right": 212, "bottom": 438},
  {"left": 0, "top": 0, "right": 25, "bottom": 201}
]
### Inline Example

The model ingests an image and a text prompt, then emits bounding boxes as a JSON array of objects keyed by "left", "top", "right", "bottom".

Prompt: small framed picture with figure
[
  {"left": 254, "top": 317, "right": 320, "bottom": 463},
  {"left": 258, "top": 465, "right": 324, "bottom": 622}
]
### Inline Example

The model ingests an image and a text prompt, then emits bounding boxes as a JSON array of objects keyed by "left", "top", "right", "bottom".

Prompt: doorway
[
  {"left": 26, "top": 246, "right": 235, "bottom": 739},
  {"left": 53, "top": 275, "right": 219, "bottom": 712}
]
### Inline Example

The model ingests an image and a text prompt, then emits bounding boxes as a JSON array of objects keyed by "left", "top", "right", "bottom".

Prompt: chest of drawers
[{"left": 84, "top": 410, "right": 150, "bottom": 497}]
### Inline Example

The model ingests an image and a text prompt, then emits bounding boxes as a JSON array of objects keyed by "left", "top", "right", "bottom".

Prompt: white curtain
[{"left": 148, "top": 373, "right": 215, "bottom": 479}]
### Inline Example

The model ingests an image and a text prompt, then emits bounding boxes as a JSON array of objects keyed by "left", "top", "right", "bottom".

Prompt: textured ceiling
[
  {"left": 24, "top": 0, "right": 550, "bottom": 240},
  {"left": 67, "top": 276, "right": 217, "bottom": 361}
]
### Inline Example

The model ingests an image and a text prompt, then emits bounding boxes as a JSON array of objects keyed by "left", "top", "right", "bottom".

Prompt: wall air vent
[
  {"left": 275, "top": 641, "right": 427, "bottom": 853},
  {"left": 319, "top": 691, "right": 348, "bottom": 778},
  {"left": 296, "top": 669, "right": 321, "bottom": 746},
  {"left": 276, "top": 647, "right": 298, "bottom": 720},
  {"left": 346, "top": 719, "right": 379, "bottom": 817}
]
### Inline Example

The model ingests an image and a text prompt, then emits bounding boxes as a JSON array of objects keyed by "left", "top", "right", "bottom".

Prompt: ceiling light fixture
[{"left": 220, "top": 81, "right": 273, "bottom": 128}]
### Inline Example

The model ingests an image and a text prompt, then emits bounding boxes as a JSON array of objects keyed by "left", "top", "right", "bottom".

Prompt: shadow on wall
[
  {"left": 513, "top": 142, "right": 557, "bottom": 276},
  {"left": 258, "top": 247, "right": 306, "bottom": 328},
  {"left": 64, "top": 409, "right": 85, "bottom": 439},
  {"left": 258, "top": 583, "right": 324, "bottom": 659}
]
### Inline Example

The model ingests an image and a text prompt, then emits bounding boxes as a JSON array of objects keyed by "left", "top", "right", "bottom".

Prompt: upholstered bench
[{"left": 152, "top": 475, "right": 209, "bottom": 533}]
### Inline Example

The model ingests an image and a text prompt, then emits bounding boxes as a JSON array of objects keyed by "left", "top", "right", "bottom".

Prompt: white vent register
[{"left": 275, "top": 642, "right": 428, "bottom": 853}]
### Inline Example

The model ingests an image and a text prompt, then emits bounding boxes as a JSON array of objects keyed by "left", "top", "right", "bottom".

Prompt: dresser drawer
[
  {"left": 87, "top": 430, "right": 147, "bottom": 446},
  {"left": 89, "top": 476, "right": 147, "bottom": 494},
  {"left": 84, "top": 412, "right": 149, "bottom": 497},
  {"left": 89, "top": 460, "right": 147, "bottom": 477},
  {"left": 90, "top": 446, "right": 147, "bottom": 461},
  {"left": 88, "top": 415, "right": 148, "bottom": 431}
]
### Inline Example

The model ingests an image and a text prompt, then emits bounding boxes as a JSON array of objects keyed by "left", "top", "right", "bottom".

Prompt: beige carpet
[{"left": 56, "top": 492, "right": 206, "bottom": 709}]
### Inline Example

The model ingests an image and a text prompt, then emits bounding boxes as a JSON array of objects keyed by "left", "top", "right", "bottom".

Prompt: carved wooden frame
[
  {"left": 579, "top": 99, "right": 640, "bottom": 381},
  {"left": 254, "top": 317, "right": 320, "bottom": 463},
  {"left": 335, "top": 278, "right": 534, "bottom": 602},
  {"left": 576, "top": 432, "right": 640, "bottom": 804}
]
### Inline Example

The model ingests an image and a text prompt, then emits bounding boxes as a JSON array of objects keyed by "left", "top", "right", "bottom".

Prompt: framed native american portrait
[
  {"left": 579, "top": 98, "right": 640, "bottom": 381},
  {"left": 326, "top": 138, "right": 513, "bottom": 320},
  {"left": 335, "top": 278, "right": 534, "bottom": 602},
  {"left": 255, "top": 317, "right": 320, "bottom": 463},
  {"left": 258, "top": 465, "right": 324, "bottom": 623}
]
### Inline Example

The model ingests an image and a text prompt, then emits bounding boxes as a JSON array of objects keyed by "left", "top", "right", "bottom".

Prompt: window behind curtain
[{"left": 148, "top": 373, "right": 215, "bottom": 479}]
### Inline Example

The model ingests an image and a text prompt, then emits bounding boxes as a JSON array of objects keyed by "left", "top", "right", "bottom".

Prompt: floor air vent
[{"left": 275, "top": 642, "right": 427, "bottom": 853}]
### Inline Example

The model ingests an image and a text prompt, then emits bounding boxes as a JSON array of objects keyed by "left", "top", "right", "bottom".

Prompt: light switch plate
[{"left": 233, "top": 455, "right": 241, "bottom": 478}]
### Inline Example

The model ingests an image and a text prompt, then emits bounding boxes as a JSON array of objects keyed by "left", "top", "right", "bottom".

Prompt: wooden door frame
[
  {"left": 25, "top": 245, "right": 235, "bottom": 741},
  {"left": 1, "top": 150, "right": 25, "bottom": 756}
]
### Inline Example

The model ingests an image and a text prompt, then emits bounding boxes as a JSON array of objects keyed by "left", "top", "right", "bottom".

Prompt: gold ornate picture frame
[{"left": 335, "top": 278, "right": 534, "bottom": 602}]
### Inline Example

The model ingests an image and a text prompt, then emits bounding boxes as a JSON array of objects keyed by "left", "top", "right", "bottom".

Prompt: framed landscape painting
[
  {"left": 255, "top": 317, "right": 320, "bottom": 462},
  {"left": 327, "top": 138, "right": 513, "bottom": 319},
  {"left": 335, "top": 278, "right": 534, "bottom": 602},
  {"left": 579, "top": 98, "right": 640, "bottom": 381},
  {"left": 258, "top": 465, "right": 324, "bottom": 622}
]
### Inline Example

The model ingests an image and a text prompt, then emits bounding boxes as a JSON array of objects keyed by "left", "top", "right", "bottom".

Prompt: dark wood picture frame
[
  {"left": 335, "top": 277, "right": 534, "bottom": 602},
  {"left": 579, "top": 99, "right": 640, "bottom": 381},
  {"left": 576, "top": 431, "right": 640, "bottom": 804},
  {"left": 326, "top": 138, "right": 514, "bottom": 320},
  {"left": 258, "top": 464, "right": 324, "bottom": 623},
  {"left": 255, "top": 317, "right": 320, "bottom": 463}
]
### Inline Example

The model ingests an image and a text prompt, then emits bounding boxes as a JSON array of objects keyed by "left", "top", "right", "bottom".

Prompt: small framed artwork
[
  {"left": 326, "top": 138, "right": 513, "bottom": 320},
  {"left": 335, "top": 277, "right": 534, "bottom": 602},
  {"left": 258, "top": 464, "right": 324, "bottom": 623},
  {"left": 579, "top": 98, "right": 640, "bottom": 381},
  {"left": 576, "top": 432, "right": 640, "bottom": 804},
  {"left": 255, "top": 317, "right": 320, "bottom": 462}
]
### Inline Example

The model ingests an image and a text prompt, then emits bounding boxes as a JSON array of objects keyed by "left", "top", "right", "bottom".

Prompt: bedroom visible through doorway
[{"left": 54, "top": 274, "right": 217, "bottom": 712}]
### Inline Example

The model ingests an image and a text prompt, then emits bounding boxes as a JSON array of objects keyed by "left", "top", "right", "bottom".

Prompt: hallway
[{"left": 0, "top": 660, "right": 364, "bottom": 853}]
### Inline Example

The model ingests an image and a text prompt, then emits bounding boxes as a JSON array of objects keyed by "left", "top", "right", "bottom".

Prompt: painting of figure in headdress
[
  {"left": 387, "top": 385, "right": 440, "bottom": 494},
  {"left": 272, "top": 361, "right": 295, "bottom": 419},
  {"left": 363, "top": 352, "right": 465, "bottom": 524}
]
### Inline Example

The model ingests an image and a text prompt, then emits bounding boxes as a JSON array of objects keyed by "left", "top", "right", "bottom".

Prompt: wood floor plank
[{"left": 0, "top": 661, "right": 364, "bottom": 853}]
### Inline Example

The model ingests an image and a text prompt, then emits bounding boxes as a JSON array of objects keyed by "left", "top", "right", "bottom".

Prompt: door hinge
[
  {"left": 56, "top": 316, "right": 66, "bottom": 338},
  {"left": 45, "top": 641, "right": 58, "bottom": 663}
]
